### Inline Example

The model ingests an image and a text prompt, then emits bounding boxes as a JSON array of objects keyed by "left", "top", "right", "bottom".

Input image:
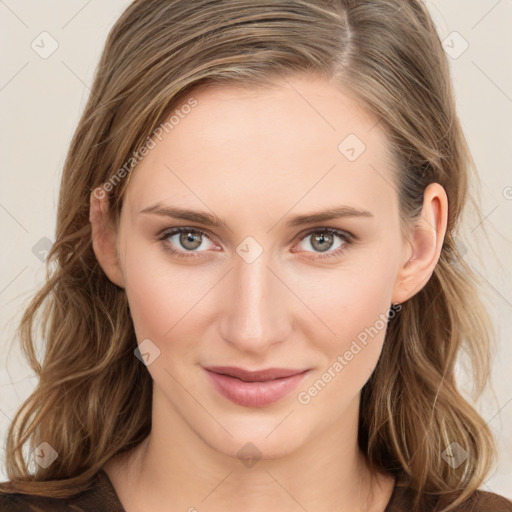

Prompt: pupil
[
  {"left": 181, "top": 231, "right": 201, "bottom": 249},
  {"left": 313, "top": 233, "right": 333, "bottom": 252}
]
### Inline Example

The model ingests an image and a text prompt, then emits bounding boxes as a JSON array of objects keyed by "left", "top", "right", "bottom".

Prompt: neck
[{"left": 104, "top": 392, "right": 394, "bottom": 512}]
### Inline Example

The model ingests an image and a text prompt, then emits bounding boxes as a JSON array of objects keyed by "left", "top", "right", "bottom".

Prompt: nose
[{"left": 219, "top": 247, "right": 291, "bottom": 354}]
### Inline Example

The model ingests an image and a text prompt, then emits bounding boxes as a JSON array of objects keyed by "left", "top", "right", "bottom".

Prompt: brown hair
[{"left": 0, "top": 1, "right": 498, "bottom": 510}]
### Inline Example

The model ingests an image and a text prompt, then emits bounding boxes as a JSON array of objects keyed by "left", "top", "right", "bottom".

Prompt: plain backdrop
[{"left": 1, "top": 0, "right": 511, "bottom": 498}]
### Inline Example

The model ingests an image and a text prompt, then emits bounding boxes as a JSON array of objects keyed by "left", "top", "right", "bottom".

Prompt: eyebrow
[{"left": 139, "top": 203, "right": 374, "bottom": 228}]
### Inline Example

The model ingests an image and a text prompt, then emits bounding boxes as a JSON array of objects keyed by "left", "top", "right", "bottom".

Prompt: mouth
[{"left": 203, "top": 366, "right": 310, "bottom": 407}]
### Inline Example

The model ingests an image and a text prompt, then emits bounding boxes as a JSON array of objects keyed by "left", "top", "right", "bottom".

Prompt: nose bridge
[{"left": 220, "top": 242, "right": 290, "bottom": 352}]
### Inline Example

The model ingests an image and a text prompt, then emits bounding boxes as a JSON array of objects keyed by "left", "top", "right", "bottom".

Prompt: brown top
[{"left": 0, "top": 469, "right": 511, "bottom": 511}]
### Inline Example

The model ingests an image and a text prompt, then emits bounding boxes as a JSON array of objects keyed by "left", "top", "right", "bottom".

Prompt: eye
[
  {"left": 157, "top": 226, "right": 354, "bottom": 261},
  {"left": 157, "top": 227, "right": 217, "bottom": 259},
  {"left": 292, "top": 228, "right": 353, "bottom": 260}
]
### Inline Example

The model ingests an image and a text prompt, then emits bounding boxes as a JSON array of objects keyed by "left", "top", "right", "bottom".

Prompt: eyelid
[
  {"left": 156, "top": 226, "right": 219, "bottom": 250},
  {"left": 290, "top": 227, "right": 354, "bottom": 261},
  {"left": 156, "top": 225, "right": 356, "bottom": 260},
  {"left": 293, "top": 226, "right": 355, "bottom": 243}
]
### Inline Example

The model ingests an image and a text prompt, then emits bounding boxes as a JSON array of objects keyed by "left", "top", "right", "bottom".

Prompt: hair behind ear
[{"left": 360, "top": 235, "right": 495, "bottom": 510}]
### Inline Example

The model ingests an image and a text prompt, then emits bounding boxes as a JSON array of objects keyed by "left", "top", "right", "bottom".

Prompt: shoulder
[
  {"left": 0, "top": 470, "right": 125, "bottom": 512},
  {"left": 458, "top": 489, "right": 512, "bottom": 511},
  {"left": 0, "top": 493, "right": 58, "bottom": 511},
  {"left": 387, "top": 481, "right": 512, "bottom": 512},
  {"left": 0, "top": 491, "right": 83, "bottom": 512}
]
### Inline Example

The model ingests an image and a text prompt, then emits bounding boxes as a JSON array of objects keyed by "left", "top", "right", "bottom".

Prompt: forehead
[
  {"left": 125, "top": 75, "right": 398, "bottom": 222},
  {"left": 177, "top": 76, "right": 385, "bottom": 162}
]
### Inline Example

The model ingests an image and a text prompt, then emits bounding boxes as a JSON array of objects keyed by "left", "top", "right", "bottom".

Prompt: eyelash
[{"left": 156, "top": 226, "right": 355, "bottom": 261}]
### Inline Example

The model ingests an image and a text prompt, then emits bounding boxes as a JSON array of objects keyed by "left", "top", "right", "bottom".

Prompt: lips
[
  {"left": 204, "top": 366, "right": 307, "bottom": 382},
  {"left": 204, "top": 366, "right": 310, "bottom": 407}
]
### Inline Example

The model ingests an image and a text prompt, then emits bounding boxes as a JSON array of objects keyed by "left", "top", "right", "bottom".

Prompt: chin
[{"left": 199, "top": 414, "right": 310, "bottom": 462}]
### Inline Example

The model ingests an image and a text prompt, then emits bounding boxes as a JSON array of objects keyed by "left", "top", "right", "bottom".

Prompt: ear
[
  {"left": 391, "top": 182, "right": 448, "bottom": 304},
  {"left": 89, "top": 187, "right": 125, "bottom": 288}
]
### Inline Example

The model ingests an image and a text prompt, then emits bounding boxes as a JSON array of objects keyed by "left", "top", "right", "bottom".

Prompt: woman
[{"left": 1, "top": 1, "right": 511, "bottom": 511}]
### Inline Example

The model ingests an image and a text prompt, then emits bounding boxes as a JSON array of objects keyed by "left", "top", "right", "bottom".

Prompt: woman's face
[{"left": 111, "top": 75, "right": 412, "bottom": 460}]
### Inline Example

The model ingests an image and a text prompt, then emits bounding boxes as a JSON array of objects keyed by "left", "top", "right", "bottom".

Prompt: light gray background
[{"left": 1, "top": 0, "right": 511, "bottom": 497}]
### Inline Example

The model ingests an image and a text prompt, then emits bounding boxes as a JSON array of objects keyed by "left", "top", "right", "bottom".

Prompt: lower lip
[{"left": 205, "top": 369, "right": 309, "bottom": 408}]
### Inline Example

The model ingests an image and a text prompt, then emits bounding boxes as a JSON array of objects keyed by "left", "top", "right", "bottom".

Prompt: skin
[{"left": 90, "top": 74, "right": 448, "bottom": 512}]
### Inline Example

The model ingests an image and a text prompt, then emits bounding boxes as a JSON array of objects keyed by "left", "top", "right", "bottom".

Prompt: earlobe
[
  {"left": 89, "top": 188, "right": 125, "bottom": 288},
  {"left": 391, "top": 183, "right": 448, "bottom": 304}
]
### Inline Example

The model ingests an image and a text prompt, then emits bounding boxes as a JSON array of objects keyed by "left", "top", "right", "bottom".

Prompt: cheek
[
  {"left": 295, "top": 273, "right": 395, "bottom": 411},
  {"left": 121, "top": 240, "right": 188, "bottom": 341},
  {"left": 298, "top": 250, "right": 399, "bottom": 342},
  {"left": 121, "top": 239, "right": 220, "bottom": 356},
  {"left": 296, "top": 248, "right": 399, "bottom": 388}
]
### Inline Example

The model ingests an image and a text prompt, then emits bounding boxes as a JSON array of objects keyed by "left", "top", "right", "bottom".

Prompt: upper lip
[{"left": 204, "top": 366, "right": 308, "bottom": 382}]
